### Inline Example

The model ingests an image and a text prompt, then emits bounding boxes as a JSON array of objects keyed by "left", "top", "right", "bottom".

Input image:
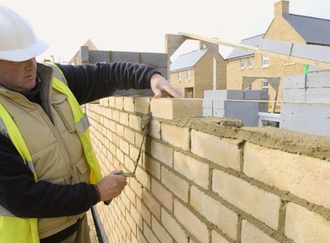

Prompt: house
[
  {"left": 226, "top": 0, "right": 330, "bottom": 112},
  {"left": 170, "top": 47, "right": 220, "bottom": 98}
]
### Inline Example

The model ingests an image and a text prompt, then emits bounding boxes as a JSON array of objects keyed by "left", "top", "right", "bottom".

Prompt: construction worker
[{"left": 0, "top": 4, "right": 182, "bottom": 243}]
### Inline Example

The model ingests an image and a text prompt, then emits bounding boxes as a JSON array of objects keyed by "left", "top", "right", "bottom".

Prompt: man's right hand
[{"left": 96, "top": 170, "right": 127, "bottom": 202}]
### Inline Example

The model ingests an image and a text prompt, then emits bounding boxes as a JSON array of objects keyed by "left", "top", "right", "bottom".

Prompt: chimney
[{"left": 274, "top": 0, "right": 289, "bottom": 17}]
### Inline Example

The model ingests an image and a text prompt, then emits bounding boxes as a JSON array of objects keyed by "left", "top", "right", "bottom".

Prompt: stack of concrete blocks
[
  {"left": 280, "top": 70, "right": 330, "bottom": 137},
  {"left": 203, "top": 90, "right": 268, "bottom": 126}
]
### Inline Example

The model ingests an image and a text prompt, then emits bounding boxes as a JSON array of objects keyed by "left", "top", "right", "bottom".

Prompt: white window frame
[
  {"left": 187, "top": 69, "right": 191, "bottom": 81},
  {"left": 248, "top": 57, "right": 253, "bottom": 68},
  {"left": 262, "top": 55, "right": 269, "bottom": 67},
  {"left": 178, "top": 71, "right": 181, "bottom": 82},
  {"left": 240, "top": 59, "right": 245, "bottom": 69}
]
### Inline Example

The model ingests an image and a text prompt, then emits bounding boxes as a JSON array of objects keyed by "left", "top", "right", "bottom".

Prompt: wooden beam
[{"left": 179, "top": 32, "right": 330, "bottom": 70}]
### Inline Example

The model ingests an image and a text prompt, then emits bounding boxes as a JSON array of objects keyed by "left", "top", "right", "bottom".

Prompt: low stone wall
[{"left": 85, "top": 97, "right": 330, "bottom": 243}]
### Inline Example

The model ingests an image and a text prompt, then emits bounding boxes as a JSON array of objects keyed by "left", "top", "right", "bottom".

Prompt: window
[
  {"left": 262, "top": 55, "right": 269, "bottom": 67},
  {"left": 262, "top": 80, "right": 269, "bottom": 90},
  {"left": 178, "top": 72, "right": 181, "bottom": 82},
  {"left": 240, "top": 59, "right": 245, "bottom": 69},
  {"left": 187, "top": 70, "right": 191, "bottom": 81},
  {"left": 248, "top": 57, "right": 253, "bottom": 68}
]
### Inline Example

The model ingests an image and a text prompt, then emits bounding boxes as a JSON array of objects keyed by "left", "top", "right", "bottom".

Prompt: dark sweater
[{"left": 0, "top": 62, "right": 158, "bottom": 218}]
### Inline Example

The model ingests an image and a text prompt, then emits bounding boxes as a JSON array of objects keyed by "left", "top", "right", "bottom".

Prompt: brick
[
  {"left": 142, "top": 189, "right": 161, "bottom": 220},
  {"left": 130, "top": 178, "right": 143, "bottom": 199},
  {"left": 136, "top": 197, "right": 151, "bottom": 226},
  {"left": 241, "top": 220, "right": 278, "bottom": 243},
  {"left": 212, "top": 230, "right": 229, "bottom": 243},
  {"left": 145, "top": 155, "right": 161, "bottom": 180},
  {"left": 244, "top": 143, "right": 330, "bottom": 209},
  {"left": 162, "top": 123, "right": 190, "bottom": 150},
  {"left": 285, "top": 203, "right": 330, "bottom": 242},
  {"left": 151, "top": 98, "right": 202, "bottom": 119},
  {"left": 149, "top": 119, "right": 161, "bottom": 139},
  {"left": 161, "top": 167, "right": 189, "bottom": 202},
  {"left": 190, "top": 186, "right": 238, "bottom": 240},
  {"left": 135, "top": 97, "right": 151, "bottom": 114},
  {"left": 120, "top": 138, "right": 129, "bottom": 155},
  {"left": 151, "top": 216, "right": 173, "bottom": 243},
  {"left": 151, "top": 178, "right": 173, "bottom": 212},
  {"left": 191, "top": 130, "right": 240, "bottom": 171},
  {"left": 135, "top": 166, "right": 151, "bottom": 190},
  {"left": 115, "top": 96, "right": 124, "bottom": 110},
  {"left": 119, "top": 111, "right": 129, "bottom": 126},
  {"left": 143, "top": 221, "right": 160, "bottom": 243},
  {"left": 123, "top": 97, "right": 135, "bottom": 113},
  {"left": 161, "top": 208, "right": 188, "bottom": 243},
  {"left": 174, "top": 199, "right": 209, "bottom": 243},
  {"left": 212, "top": 169, "right": 281, "bottom": 230},
  {"left": 150, "top": 140, "right": 173, "bottom": 167},
  {"left": 174, "top": 151, "right": 209, "bottom": 189}
]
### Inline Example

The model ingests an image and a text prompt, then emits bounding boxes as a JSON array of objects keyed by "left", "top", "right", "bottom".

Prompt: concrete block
[
  {"left": 280, "top": 113, "right": 330, "bottom": 136},
  {"left": 281, "top": 103, "right": 330, "bottom": 118},
  {"left": 307, "top": 71, "right": 330, "bottom": 88},
  {"left": 89, "top": 50, "right": 111, "bottom": 63},
  {"left": 151, "top": 98, "right": 202, "bottom": 119},
  {"left": 111, "top": 51, "right": 140, "bottom": 63},
  {"left": 202, "top": 99, "right": 213, "bottom": 116},
  {"left": 244, "top": 90, "right": 269, "bottom": 100},
  {"left": 282, "top": 74, "right": 306, "bottom": 89},
  {"left": 204, "top": 90, "right": 244, "bottom": 99},
  {"left": 140, "top": 52, "right": 167, "bottom": 67},
  {"left": 224, "top": 101, "right": 259, "bottom": 126},
  {"left": 306, "top": 87, "right": 330, "bottom": 102},
  {"left": 282, "top": 89, "right": 306, "bottom": 101},
  {"left": 213, "top": 100, "right": 225, "bottom": 117}
]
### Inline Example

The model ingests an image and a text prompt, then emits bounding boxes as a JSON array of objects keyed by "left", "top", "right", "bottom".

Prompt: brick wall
[{"left": 86, "top": 97, "right": 330, "bottom": 243}]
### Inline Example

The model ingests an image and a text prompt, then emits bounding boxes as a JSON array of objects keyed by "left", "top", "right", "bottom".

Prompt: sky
[{"left": 1, "top": 0, "right": 329, "bottom": 63}]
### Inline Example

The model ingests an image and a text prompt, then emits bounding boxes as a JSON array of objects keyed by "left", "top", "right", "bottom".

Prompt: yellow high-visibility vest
[{"left": 0, "top": 64, "right": 102, "bottom": 243}]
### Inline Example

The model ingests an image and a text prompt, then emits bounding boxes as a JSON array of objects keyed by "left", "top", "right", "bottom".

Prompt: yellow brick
[
  {"left": 174, "top": 200, "right": 209, "bottom": 243},
  {"left": 191, "top": 130, "right": 241, "bottom": 170},
  {"left": 151, "top": 178, "right": 173, "bottom": 212},
  {"left": 135, "top": 97, "right": 151, "bottom": 114},
  {"left": 151, "top": 216, "right": 172, "bottom": 243},
  {"left": 161, "top": 167, "right": 189, "bottom": 202},
  {"left": 143, "top": 189, "right": 161, "bottom": 220},
  {"left": 212, "top": 230, "right": 229, "bottom": 243},
  {"left": 241, "top": 220, "right": 278, "bottom": 243},
  {"left": 174, "top": 151, "right": 209, "bottom": 189},
  {"left": 123, "top": 97, "right": 135, "bottom": 113},
  {"left": 244, "top": 143, "right": 330, "bottom": 209},
  {"left": 115, "top": 96, "right": 124, "bottom": 110},
  {"left": 143, "top": 222, "right": 160, "bottom": 243},
  {"left": 190, "top": 186, "right": 238, "bottom": 240},
  {"left": 150, "top": 140, "right": 173, "bottom": 167},
  {"left": 151, "top": 98, "right": 202, "bottom": 119},
  {"left": 161, "top": 208, "right": 187, "bottom": 243},
  {"left": 136, "top": 197, "right": 151, "bottom": 226},
  {"left": 285, "top": 203, "right": 330, "bottom": 242},
  {"left": 162, "top": 123, "right": 190, "bottom": 150},
  {"left": 213, "top": 169, "right": 281, "bottom": 230}
]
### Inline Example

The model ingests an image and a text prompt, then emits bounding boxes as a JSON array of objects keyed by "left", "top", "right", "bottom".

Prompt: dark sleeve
[
  {"left": 0, "top": 133, "right": 99, "bottom": 218},
  {"left": 56, "top": 62, "right": 161, "bottom": 104}
]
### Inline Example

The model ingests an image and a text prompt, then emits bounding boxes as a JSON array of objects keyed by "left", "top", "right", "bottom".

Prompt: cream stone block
[
  {"left": 190, "top": 186, "right": 238, "bottom": 240},
  {"left": 162, "top": 123, "right": 190, "bottom": 150},
  {"left": 191, "top": 130, "right": 241, "bottom": 171},
  {"left": 213, "top": 170, "right": 281, "bottom": 229},
  {"left": 244, "top": 143, "right": 330, "bottom": 208},
  {"left": 151, "top": 98, "right": 202, "bottom": 119},
  {"left": 174, "top": 151, "right": 209, "bottom": 189},
  {"left": 241, "top": 220, "right": 278, "bottom": 243},
  {"left": 161, "top": 167, "right": 189, "bottom": 202},
  {"left": 285, "top": 203, "right": 330, "bottom": 242}
]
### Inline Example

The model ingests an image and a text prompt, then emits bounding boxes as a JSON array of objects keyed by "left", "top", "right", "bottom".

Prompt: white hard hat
[{"left": 0, "top": 5, "right": 48, "bottom": 62}]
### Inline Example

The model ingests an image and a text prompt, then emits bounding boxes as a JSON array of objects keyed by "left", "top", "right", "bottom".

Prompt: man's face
[{"left": 0, "top": 58, "right": 37, "bottom": 92}]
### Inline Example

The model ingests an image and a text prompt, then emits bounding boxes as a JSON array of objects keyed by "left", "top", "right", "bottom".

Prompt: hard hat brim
[{"left": 0, "top": 38, "right": 49, "bottom": 62}]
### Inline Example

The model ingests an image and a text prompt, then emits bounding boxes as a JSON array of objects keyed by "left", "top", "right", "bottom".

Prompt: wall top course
[{"left": 163, "top": 116, "right": 330, "bottom": 161}]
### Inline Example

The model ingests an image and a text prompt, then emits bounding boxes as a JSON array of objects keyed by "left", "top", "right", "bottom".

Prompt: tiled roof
[
  {"left": 170, "top": 48, "right": 208, "bottom": 71},
  {"left": 283, "top": 13, "right": 330, "bottom": 45},
  {"left": 226, "top": 34, "right": 264, "bottom": 60}
]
